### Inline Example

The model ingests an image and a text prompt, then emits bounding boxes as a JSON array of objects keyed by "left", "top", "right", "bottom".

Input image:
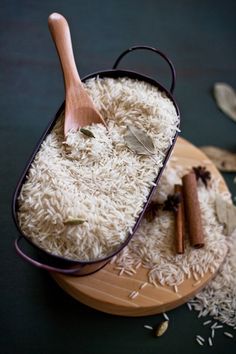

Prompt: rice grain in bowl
[{"left": 13, "top": 48, "right": 180, "bottom": 275}]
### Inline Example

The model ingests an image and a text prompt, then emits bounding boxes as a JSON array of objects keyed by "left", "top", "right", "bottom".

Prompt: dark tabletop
[{"left": 1, "top": 1, "right": 236, "bottom": 353}]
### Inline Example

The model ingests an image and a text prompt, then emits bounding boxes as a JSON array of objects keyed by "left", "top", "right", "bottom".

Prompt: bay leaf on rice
[
  {"left": 200, "top": 146, "right": 236, "bottom": 172},
  {"left": 215, "top": 194, "right": 236, "bottom": 236},
  {"left": 213, "top": 83, "right": 236, "bottom": 122},
  {"left": 124, "top": 125, "right": 155, "bottom": 156}
]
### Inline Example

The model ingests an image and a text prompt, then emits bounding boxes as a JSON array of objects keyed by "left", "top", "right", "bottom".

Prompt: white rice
[
  {"left": 187, "top": 303, "right": 192, "bottom": 311},
  {"left": 115, "top": 164, "right": 228, "bottom": 288},
  {"left": 196, "top": 335, "right": 205, "bottom": 342},
  {"left": 196, "top": 338, "right": 204, "bottom": 346},
  {"left": 163, "top": 312, "right": 169, "bottom": 321},
  {"left": 208, "top": 337, "right": 213, "bottom": 346},
  {"left": 174, "top": 285, "right": 178, "bottom": 293},
  {"left": 189, "top": 233, "right": 236, "bottom": 327},
  {"left": 17, "top": 77, "right": 179, "bottom": 261},
  {"left": 224, "top": 332, "right": 233, "bottom": 338},
  {"left": 144, "top": 325, "right": 153, "bottom": 330},
  {"left": 115, "top": 161, "right": 236, "bottom": 327},
  {"left": 129, "top": 290, "right": 139, "bottom": 299},
  {"left": 211, "top": 322, "right": 218, "bottom": 329},
  {"left": 140, "top": 282, "right": 148, "bottom": 289}
]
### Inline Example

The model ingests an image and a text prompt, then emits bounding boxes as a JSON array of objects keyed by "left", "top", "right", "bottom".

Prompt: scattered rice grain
[
  {"left": 144, "top": 325, "right": 153, "bottom": 330},
  {"left": 163, "top": 312, "right": 169, "bottom": 321},
  {"left": 135, "top": 262, "right": 142, "bottom": 270},
  {"left": 196, "top": 335, "right": 205, "bottom": 342},
  {"left": 187, "top": 303, "right": 192, "bottom": 311},
  {"left": 224, "top": 332, "right": 233, "bottom": 338},
  {"left": 196, "top": 338, "right": 204, "bottom": 346},
  {"left": 129, "top": 291, "right": 136, "bottom": 298},
  {"left": 211, "top": 322, "right": 218, "bottom": 329},
  {"left": 119, "top": 268, "right": 124, "bottom": 276},
  {"left": 124, "top": 270, "right": 136, "bottom": 276},
  {"left": 129, "top": 291, "right": 139, "bottom": 299},
  {"left": 140, "top": 282, "right": 148, "bottom": 290},
  {"left": 208, "top": 337, "right": 213, "bottom": 346},
  {"left": 193, "top": 280, "right": 201, "bottom": 287}
]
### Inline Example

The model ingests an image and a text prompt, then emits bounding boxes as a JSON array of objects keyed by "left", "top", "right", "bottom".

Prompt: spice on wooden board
[
  {"left": 163, "top": 193, "right": 181, "bottom": 212},
  {"left": 193, "top": 166, "right": 211, "bottom": 187},
  {"left": 144, "top": 201, "right": 162, "bottom": 222},
  {"left": 144, "top": 175, "right": 208, "bottom": 253},
  {"left": 174, "top": 184, "right": 185, "bottom": 254},
  {"left": 145, "top": 193, "right": 181, "bottom": 222},
  {"left": 182, "top": 172, "right": 204, "bottom": 248}
]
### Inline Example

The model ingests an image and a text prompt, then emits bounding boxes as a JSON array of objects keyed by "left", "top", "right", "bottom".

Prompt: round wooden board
[{"left": 51, "top": 137, "right": 228, "bottom": 316}]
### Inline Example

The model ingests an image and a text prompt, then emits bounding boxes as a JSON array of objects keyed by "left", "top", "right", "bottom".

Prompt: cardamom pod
[
  {"left": 155, "top": 321, "right": 169, "bottom": 337},
  {"left": 80, "top": 128, "right": 95, "bottom": 138},
  {"left": 63, "top": 217, "right": 87, "bottom": 225}
]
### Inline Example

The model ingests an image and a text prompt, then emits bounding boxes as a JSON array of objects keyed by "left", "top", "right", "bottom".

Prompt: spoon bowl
[{"left": 48, "top": 13, "right": 106, "bottom": 136}]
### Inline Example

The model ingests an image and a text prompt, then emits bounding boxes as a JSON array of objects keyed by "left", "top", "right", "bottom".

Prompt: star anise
[
  {"left": 163, "top": 193, "right": 181, "bottom": 212},
  {"left": 144, "top": 201, "right": 162, "bottom": 222},
  {"left": 193, "top": 166, "right": 211, "bottom": 187}
]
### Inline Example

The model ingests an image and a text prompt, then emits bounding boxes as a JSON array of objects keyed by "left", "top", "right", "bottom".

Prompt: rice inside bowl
[{"left": 17, "top": 77, "right": 180, "bottom": 261}]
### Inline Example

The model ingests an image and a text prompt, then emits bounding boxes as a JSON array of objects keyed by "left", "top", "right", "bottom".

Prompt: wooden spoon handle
[{"left": 48, "top": 13, "right": 81, "bottom": 90}]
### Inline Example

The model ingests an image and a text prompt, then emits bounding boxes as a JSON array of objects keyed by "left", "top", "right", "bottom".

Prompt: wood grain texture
[{"left": 51, "top": 137, "right": 228, "bottom": 316}]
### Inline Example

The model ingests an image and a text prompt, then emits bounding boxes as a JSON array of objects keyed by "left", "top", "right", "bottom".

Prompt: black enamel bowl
[{"left": 12, "top": 46, "right": 180, "bottom": 276}]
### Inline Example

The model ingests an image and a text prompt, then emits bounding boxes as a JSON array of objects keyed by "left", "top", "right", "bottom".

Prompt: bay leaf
[
  {"left": 64, "top": 217, "right": 87, "bottom": 225},
  {"left": 213, "top": 83, "right": 236, "bottom": 122},
  {"left": 215, "top": 194, "right": 227, "bottom": 225},
  {"left": 215, "top": 194, "right": 236, "bottom": 236},
  {"left": 124, "top": 125, "right": 155, "bottom": 156},
  {"left": 200, "top": 146, "right": 236, "bottom": 172},
  {"left": 226, "top": 204, "right": 236, "bottom": 236},
  {"left": 80, "top": 128, "right": 95, "bottom": 138}
]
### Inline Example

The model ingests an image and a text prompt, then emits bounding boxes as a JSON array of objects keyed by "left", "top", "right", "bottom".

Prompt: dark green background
[{"left": 1, "top": 1, "right": 235, "bottom": 353}]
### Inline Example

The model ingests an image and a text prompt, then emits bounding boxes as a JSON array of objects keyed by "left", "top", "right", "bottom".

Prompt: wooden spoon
[{"left": 48, "top": 13, "right": 106, "bottom": 136}]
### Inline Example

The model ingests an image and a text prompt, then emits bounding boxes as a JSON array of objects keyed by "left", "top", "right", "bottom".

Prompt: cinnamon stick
[
  {"left": 174, "top": 184, "right": 185, "bottom": 254},
  {"left": 182, "top": 172, "right": 204, "bottom": 248},
  {"left": 175, "top": 184, "right": 185, "bottom": 254}
]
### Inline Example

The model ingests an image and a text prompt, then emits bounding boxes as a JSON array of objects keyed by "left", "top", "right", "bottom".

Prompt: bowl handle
[
  {"left": 15, "top": 237, "right": 87, "bottom": 275},
  {"left": 112, "top": 45, "right": 176, "bottom": 94}
]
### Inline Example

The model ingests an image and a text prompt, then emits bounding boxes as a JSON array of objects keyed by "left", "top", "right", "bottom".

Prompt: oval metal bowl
[{"left": 12, "top": 46, "right": 180, "bottom": 276}]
